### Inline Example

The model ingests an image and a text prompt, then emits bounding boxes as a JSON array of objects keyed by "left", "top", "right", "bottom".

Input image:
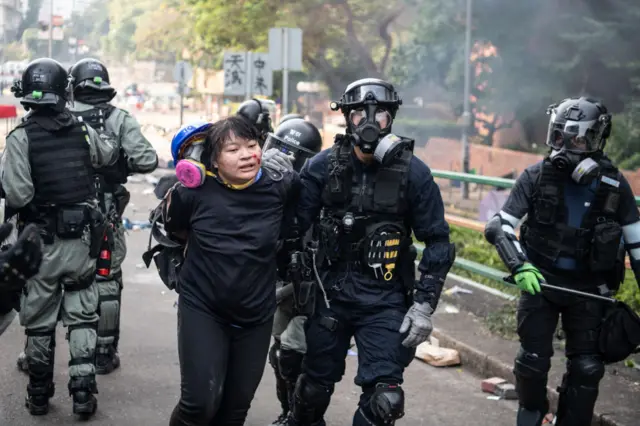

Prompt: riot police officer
[
  {"left": 1, "top": 57, "right": 118, "bottom": 417},
  {"left": 0, "top": 223, "right": 43, "bottom": 337},
  {"left": 237, "top": 98, "right": 274, "bottom": 146},
  {"left": 66, "top": 57, "right": 158, "bottom": 375},
  {"left": 264, "top": 118, "right": 323, "bottom": 425},
  {"left": 265, "top": 78, "right": 456, "bottom": 426},
  {"left": 279, "top": 113, "right": 304, "bottom": 125},
  {"left": 484, "top": 96, "right": 640, "bottom": 426}
]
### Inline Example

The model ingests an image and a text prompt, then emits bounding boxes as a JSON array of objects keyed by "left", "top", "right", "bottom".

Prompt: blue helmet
[{"left": 170, "top": 121, "right": 212, "bottom": 164}]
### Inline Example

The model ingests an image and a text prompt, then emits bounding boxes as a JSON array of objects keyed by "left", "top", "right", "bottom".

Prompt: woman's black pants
[{"left": 170, "top": 298, "right": 274, "bottom": 426}]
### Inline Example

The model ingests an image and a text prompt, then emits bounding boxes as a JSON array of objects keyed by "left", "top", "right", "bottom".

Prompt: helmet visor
[
  {"left": 263, "top": 134, "right": 316, "bottom": 172},
  {"left": 546, "top": 118, "right": 601, "bottom": 153},
  {"left": 342, "top": 84, "right": 397, "bottom": 105}
]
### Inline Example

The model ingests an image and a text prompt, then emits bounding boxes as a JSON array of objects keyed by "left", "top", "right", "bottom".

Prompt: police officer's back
[
  {"left": 276, "top": 78, "right": 456, "bottom": 426},
  {"left": 68, "top": 57, "right": 158, "bottom": 375},
  {"left": 1, "top": 57, "right": 118, "bottom": 418},
  {"left": 484, "top": 97, "right": 640, "bottom": 426}
]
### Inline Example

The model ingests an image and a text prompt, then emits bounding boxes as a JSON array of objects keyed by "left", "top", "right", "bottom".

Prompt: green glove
[{"left": 514, "top": 263, "right": 544, "bottom": 295}]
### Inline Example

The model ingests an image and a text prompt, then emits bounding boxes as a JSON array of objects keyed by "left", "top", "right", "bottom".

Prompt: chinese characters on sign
[
  {"left": 223, "top": 52, "right": 247, "bottom": 96},
  {"left": 250, "top": 53, "right": 272, "bottom": 96},
  {"left": 223, "top": 52, "right": 273, "bottom": 97}
]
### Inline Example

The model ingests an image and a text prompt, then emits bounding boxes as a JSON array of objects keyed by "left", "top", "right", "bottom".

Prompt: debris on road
[
  {"left": 481, "top": 377, "right": 518, "bottom": 400},
  {"left": 444, "top": 285, "right": 473, "bottom": 296},
  {"left": 122, "top": 217, "right": 152, "bottom": 230},
  {"left": 415, "top": 341, "right": 461, "bottom": 367}
]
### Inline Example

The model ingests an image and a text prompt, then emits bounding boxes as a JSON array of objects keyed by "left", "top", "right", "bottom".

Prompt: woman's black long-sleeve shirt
[{"left": 164, "top": 169, "right": 299, "bottom": 327}]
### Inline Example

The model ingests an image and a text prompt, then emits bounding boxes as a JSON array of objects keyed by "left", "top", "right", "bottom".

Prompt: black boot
[
  {"left": 25, "top": 373, "right": 55, "bottom": 416},
  {"left": 68, "top": 376, "right": 98, "bottom": 418},
  {"left": 96, "top": 343, "right": 120, "bottom": 375},
  {"left": 24, "top": 335, "right": 56, "bottom": 416}
]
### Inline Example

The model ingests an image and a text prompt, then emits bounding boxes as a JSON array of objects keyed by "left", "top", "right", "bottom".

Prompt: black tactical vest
[
  {"left": 24, "top": 118, "right": 95, "bottom": 205},
  {"left": 521, "top": 157, "right": 623, "bottom": 274},
  {"left": 72, "top": 104, "right": 128, "bottom": 188},
  {"left": 318, "top": 138, "right": 412, "bottom": 263}
]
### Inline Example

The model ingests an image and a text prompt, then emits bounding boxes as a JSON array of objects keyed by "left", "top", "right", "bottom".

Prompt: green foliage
[{"left": 184, "top": 0, "right": 408, "bottom": 97}]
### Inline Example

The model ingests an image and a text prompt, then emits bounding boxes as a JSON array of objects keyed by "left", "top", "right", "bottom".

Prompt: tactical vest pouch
[
  {"left": 363, "top": 222, "right": 408, "bottom": 282},
  {"left": 56, "top": 205, "right": 88, "bottom": 240},
  {"left": 87, "top": 207, "right": 107, "bottom": 258},
  {"left": 318, "top": 217, "right": 341, "bottom": 264},
  {"left": 589, "top": 221, "right": 622, "bottom": 272},
  {"left": 534, "top": 186, "right": 559, "bottom": 225}
]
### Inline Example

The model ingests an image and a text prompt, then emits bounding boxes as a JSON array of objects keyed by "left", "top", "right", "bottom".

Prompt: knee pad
[
  {"left": 278, "top": 347, "right": 304, "bottom": 382},
  {"left": 567, "top": 355, "right": 605, "bottom": 387},
  {"left": 293, "top": 373, "right": 333, "bottom": 423},
  {"left": 514, "top": 348, "right": 551, "bottom": 379},
  {"left": 175, "top": 159, "right": 207, "bottom": 188},
  {"left": 269, "top": 340, "right": 281, "bottom": 371},
  {"left": 368, "top": 383, "right": 405, "bottom": 423},
  {"left": 513, "top": 348, "right": 551, "bottom": 413}
]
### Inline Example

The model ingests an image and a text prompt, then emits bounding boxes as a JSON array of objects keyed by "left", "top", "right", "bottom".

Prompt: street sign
[
  {"left": 268, "top": 28, "right": 303, "bottom": 71},
  {"left": 249, "top": 53, "right": 272, "bottom": 96},
  {"left": 173, "top": 61, "right": 193, "bottom": 84},
  {"left": 223, "top": 52, "right": 248, "bottom": 96}
]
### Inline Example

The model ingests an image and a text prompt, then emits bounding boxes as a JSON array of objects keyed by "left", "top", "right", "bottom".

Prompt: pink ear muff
[{"left": 175, "top": 159, "right": 206, "bottom": 188}]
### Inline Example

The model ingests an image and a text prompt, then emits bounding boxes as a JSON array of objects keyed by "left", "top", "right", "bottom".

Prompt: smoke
[{"left": 389, "top": 0, "right": 640, "bottom": 145}]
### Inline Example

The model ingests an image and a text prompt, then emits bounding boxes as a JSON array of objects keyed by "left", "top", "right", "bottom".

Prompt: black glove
[{"left": 0, "top": 223, "right": 43, "bottom": 294}]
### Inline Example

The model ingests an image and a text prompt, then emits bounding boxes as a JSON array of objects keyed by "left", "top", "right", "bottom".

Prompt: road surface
[{"left": 0, "top": 174, "right": 519, "bottom": 425}]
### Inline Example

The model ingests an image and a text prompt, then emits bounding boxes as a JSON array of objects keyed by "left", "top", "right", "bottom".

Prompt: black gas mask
[
  {"left": 545, "top": 98, "right": 611, "bottom": 185},
  {"left": 331, "top": 78, "right": 402, "bottom": 155}
]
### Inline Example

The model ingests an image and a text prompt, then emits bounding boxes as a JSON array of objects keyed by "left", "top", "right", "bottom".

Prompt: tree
[
  {"left": 390, "top": 0, "right": 640, "bottom": 152},
  {"left": 184, "top": 0, "right": 408, "bottom": 97},
  {"left": 15, "top": 0, "right": 43, "bottom": 42},
  {"left": 133, "top": 2, "right": 192, "bottom": 61}
]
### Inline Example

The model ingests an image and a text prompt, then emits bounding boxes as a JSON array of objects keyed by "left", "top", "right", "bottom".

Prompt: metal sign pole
[
  {"left": 179, "top": 68, "right": 184, "bottom": 127},
  {"left": 282, "top": 29, "right": 289, "bottom": 116}
]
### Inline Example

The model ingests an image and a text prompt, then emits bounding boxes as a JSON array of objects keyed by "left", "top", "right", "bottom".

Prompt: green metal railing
[
  {"left": 413, "top": 170, "right": 640, "bottom": 287},
  {"left": 431, "top": 169, "right": 640, "bottom": 206},
  {"left": 413, "top": 241, "right": 509, "bottom": 284}
]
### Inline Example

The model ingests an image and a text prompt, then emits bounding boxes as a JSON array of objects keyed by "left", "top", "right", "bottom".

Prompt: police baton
[{"left": 503, "top": 276, "right": 618, "bottom": 304}]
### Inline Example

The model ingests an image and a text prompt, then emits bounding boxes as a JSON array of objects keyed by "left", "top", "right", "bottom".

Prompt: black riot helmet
[
  {"left": 69, "top": 58, "right": 115, "bottom": 95},
  {"left": 330, "top": 78, "right": 402, "bottom": 154},
  {"left": 279, "top": 113, "right": 304, "bottom": 125},
  {"left": 13, "top": 58, "right": 69, "bottom": 109},
  {"left": 263, "top": 118, "right": 323, "bottom": 172},
  {"left": 545, "top": 97, "right": 612, "bottom": 181},
  {"left": 236, "top": 99, "right": 273, "bottom": 145}
]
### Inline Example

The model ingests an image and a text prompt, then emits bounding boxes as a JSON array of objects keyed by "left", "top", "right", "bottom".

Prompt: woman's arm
[{"left": 163, "top": 184, "right": 193, "bottom": 238}]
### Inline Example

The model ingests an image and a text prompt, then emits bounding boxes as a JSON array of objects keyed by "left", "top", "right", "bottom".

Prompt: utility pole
[
  {"left": 461, "top": 0, "right": 473, "bottom": 199},
  {"left": 48, "top": 0, "right": 53, "bottom": 58}
]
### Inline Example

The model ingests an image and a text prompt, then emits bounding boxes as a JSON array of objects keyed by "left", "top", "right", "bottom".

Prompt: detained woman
[{"left": 163, "top": 116, "right": 299, "bottom": 426}]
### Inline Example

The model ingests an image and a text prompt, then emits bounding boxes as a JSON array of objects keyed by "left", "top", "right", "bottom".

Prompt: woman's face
[{"left": 213, "top": 133, "right": 262, "bottom": 184}]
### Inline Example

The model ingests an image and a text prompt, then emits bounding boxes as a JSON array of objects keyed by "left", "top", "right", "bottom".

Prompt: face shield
[
  {"left": 546, "top": 109, "right": 603, "bottom": 154},
  {"left": 263, "top": 133, "right": 317, "bottom": 172}
]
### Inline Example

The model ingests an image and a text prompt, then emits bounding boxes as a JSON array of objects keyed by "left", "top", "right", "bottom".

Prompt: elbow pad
[{"left": 484, "top": 214, "right": 526, "bottom": 273}]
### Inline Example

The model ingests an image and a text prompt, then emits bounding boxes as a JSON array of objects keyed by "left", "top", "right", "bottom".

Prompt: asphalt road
[{"left": 0, "top": 175, "right": 519, "bottom": 426}]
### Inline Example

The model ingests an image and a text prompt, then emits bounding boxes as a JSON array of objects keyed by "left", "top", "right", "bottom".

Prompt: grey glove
[
  {"left": 263, "top": 148, "right": 294, "bottom": 173},
  {"left": 399, "top": 302, "right": 434, "bottom": 347}
]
